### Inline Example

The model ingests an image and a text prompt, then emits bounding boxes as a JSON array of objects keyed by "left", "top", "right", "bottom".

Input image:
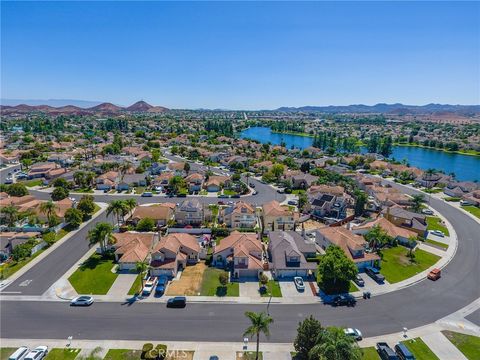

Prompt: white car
[
  {"left": 430, "top": 230, "right": 445, "bottom": 237},
  {"left": 24, "top": 346, "right": 48, "bottom": 360},
  {"left": 70, "top": 295, "right": 94, "bottom": 306},
  {"left": 142, "top": 276, "right": 157, "bottom": 296},
  {"left": 294, "top": 276, "right": 305, "bottom": 291},
  {"left": 344, "top": 328, "right": 363, "bottom": 341},
  {"left": 421, "top": 208, "right": 434, "bottom": 215}
]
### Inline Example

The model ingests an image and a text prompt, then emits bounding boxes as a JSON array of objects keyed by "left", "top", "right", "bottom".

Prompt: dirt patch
[
  {"left": 166, "top": 262, "right": 207, "bottom": 296},
  {"left": 302, "top": 219, "right": 326, "bottom": 231}
]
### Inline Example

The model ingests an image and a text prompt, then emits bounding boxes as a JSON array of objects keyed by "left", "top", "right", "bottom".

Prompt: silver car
[
  {"left": 24, "top": 346, "right": 48, "bottom": 360},
  {"left": 294, "top": 276, "right": 305, "bottom": 291},
  {"left": 344, "top": 328, "right": 363, "bottom": 341},
  {"left": 70, "top": 295, "right": 94, "bottom": 306}
]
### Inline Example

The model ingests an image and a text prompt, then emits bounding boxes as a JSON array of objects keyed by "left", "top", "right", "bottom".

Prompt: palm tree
[
  {"left": 106, "top": 200, "right": 127, "bottom": 225},
  {"left": 87, "top": 222, "right": 114, "bottom": 254},
  {"left": 411, "top": 194, "right": 425, "bottom": 213},
  {"left": 39, "top": 200, "right": 58, "bottom": 226},
  {"left": 124, "top": 198, "right": 137, "bottom": 218},
  {"left": 243, "top": 311, "right": 274, "bottom": 360},
  {"left": 1, "top": 205, "right": 19, "bottom": 227},
  {"left": 135, "top": 261, "right": 149, "bottom": 295},
  {"left": 309, "top": 327, "right": 362, "bottom": 360}
]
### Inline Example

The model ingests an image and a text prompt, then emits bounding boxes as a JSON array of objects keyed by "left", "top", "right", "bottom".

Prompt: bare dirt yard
[{"left": 165, "top": 262, "right": 207, "bottom": 296}]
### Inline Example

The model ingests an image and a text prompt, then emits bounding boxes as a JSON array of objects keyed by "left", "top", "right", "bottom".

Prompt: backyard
[
  {"left": 426, "top": 216, "right": 449, "bottom": 236},
  {"left": 379, "top": 246, "right": 440, "bottom": 283},
  {"left": 68, "top": 254, "right": 118, "bottom": 294}
]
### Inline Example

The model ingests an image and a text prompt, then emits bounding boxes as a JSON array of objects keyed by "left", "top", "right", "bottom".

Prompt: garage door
[
  {"left": 237, "top": 269, "right": 259, "bottom": 278},
  {"left": 277, "top": 270, "right": 307, "bottom": 279}
]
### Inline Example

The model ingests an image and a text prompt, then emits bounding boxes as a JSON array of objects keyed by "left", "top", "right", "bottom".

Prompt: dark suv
[
  {"left": 366, "top": 266, "right": 385, "bottom": 284},
  {"left": 332, "top": 294, "right": 356, "bottom": 307},
  {"left": 376, "top": 342, "right": 399, "bottom": 360},
  {"left": 167, "top": 296, "right": 186, "bottom": 308},
  {"left": 394, "top": 344, "right": 415, "bottom": 360}
]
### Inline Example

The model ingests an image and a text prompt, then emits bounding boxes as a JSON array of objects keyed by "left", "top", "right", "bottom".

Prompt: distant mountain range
[
  {"left": 275, "top": 103, "right": 480, "bottom": 114},
  {"left": 1, "top": 98, "right": 106, "bottom": 108},
  {"left": 0, "top": 100, "right": 169, "bottom": 116}
]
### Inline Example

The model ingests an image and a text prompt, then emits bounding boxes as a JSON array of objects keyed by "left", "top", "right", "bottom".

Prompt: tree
[
  {"left": 353, "top": 190, "right": 367, "bottom": 216},
  {"left": 219, "top": 272, "right": 229, "bottom": 287},
  {"left": 364, "top": 225, "right": 393, "bottom": 251},
  {"left": 135, "top": 261, "right": 149, "bottom": 295},
  {"left": 136, "top": 217, "right": 155, "bottom": 232},
  {"left": 411, "top": 194, "right": 425, "bottom": 213},
  {"left": 124, "top": 198, "right": 137, "bottom": 218},
  {"left": 317, "top": 246, "right": 357, "bottom": 294},
  {"left": 51, "top": 186, "right": 69, "bottom": 201},
  {"left": 259, "top": 273, "right": 269, "bottom": 293},
  {"left": 309, "top": 327, "right": 362, "bottom": 360},
  {"left": 107, "top": 200, "right": 127, "bottom": 225},
  {"left": 65, "top": 208, "right": 83, "bottom": 228},
  {"left": 1, "top": 205, "right": 19, "bottom": 227},
  {"left": 87, "top": 222, "right": 114, "bottom": 254},
  {"left": 169, "top": 176, "right": 185, "bottom": 194},
  {"left": 298, "top": 192, "right": 308, "bottom": 212},
  {"left": 7, "top": 183, "right": 28, "bottom": 197},
  {"left": 243, "top": 311, "right": 274, "bottom": 360},
  {"left": 52, "top": 177, "right": 69, "bottom": 189},
  {"left": 271, "top": 164, "right": 285, "bottom": 181},
  {"left": 21, "top": 158, "right": 33, "bottom": 170},
  {"left": 39, "top": 201, "right": 58, "bottom": 227},
  {"left": 184, "top": 162, "right": 191, "bottom": 175},
  {"left": 77, "top": 195, "right": 96, "bottom": 219},
  {"left": 300, "top": 161, "right": 311, "bottom": 173},
  {"left": 294, "top": 316, "right": 323, "bottom": 360}
]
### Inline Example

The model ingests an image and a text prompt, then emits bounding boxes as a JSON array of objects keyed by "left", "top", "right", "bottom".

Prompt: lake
[{"left": 240, "top": 127, "right": 480, "bottom": 181}]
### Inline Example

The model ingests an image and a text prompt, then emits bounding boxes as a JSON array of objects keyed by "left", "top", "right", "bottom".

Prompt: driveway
[
  {"left": 239, "top": 281, "right": 261, "bottom": 298},
  {"left": 357, "top": 273, "right": 389, "bottom": 292},
  {"left": 279, "top": 280, "right": 314, "bottom": 298},
  {"left": 107, "top": 273, "right": 138, "bottom": 297}
]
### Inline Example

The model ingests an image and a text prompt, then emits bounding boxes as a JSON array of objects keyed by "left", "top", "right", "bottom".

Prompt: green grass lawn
[
  {"left": 425, "top": 239, "right": 448, "bottom": 250},
  {"left": 260, "top": 280, "right": 282, "bottom": 297},
  {"left": 423, "top": 187, "right": 443, "bottom": 194},
  {"left": 291, "top": 189, "right": 306, "bottom": 195},
  {"left": 223, "top": 189, "right": 237, "bottom": 196},
  {"left": 462, "top": 205, "right": 480, "bottom": 219},
  {"left": 401, "top": 338, "right": 439, "bottom": 360},
  {"left": 442, "top": 330, "right": 480, "bottom": 360},
  {"left": 56, "top": 228, "right": 70, "bottom": 241},
  {"left": 426, "top": 216, "right": 449, "bottom": 236},
  {"left": 349, "top": 282, "right": 359, "bottom": 292},
  {"left": 45, "top": 348, "right": 81, "bottom": 360},
  {"left": 68, "top": 254, "right": 118, "bottom": 294},
  {"left": 103, "top": 349, "right": 143, "bottom": 360},
  {"left": 93, "top": 203, "right": 101, "bottom": 214},
  {"left": 361, "top": 347, "right": 380, "bottom": 360},
  {"left": 0, "top": 348, "right": 17, "bottom": 360},
  {"left": 128, "top": 273, "right": 143, "bottom": 295},
  {"left": 444, "top": 197, "right": 461, "bottom": 202},
  {"left": 200, "top": 268, "right": 239, "bottom": 296},
  {"left": 379, "top": 246, "right": 441, "bottom": 283},
  {"left": 19, "top": 179, "right": 43, "bottom": 187},
  {"left": 0, "top": 248, "right": 46, "bottom": 280},
  {"left": 134, "top": 186, "right": 146, "bottom": 194},
  {"left": 74, "top": 188, "right": 94, "bottom": 193}
]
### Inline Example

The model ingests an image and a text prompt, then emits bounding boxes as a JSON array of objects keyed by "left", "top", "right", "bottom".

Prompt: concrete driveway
[
  {"left": 279, "top": 280, "right": 313, "bottom": 298},
  {"left": 239, "top": 281, "right": 261, "bottom": 298}
]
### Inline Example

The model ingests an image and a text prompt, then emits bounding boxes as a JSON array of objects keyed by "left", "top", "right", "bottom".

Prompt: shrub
[
  {"left": 142, "top": 343, "right": 153, "bottom": 353},
  {"left": 42, "top": 231, "right": 57, "bottom": 246},
  {"left": 136, "top": 217, "right": 155, "bottom": 232},
  {"left": 156, "top": 344, "right": 168, "bottom": 360},
  {"left": 219, "top": 272, "right": 229, "bottom": 286}
]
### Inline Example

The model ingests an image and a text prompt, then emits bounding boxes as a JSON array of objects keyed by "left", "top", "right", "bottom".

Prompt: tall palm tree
[
  {"left": 309, "top": 327, "right": 362, "bottom": 360},
  {"left": 1, "top": 205, "right": 19, "bottom": 227},
  {"left": 87, "top": 222, "right": 114, "bottom": 254},
  {"left": 106, "top": 200, "right": 127, "bottom": 225},
  {"left": 39, "top": 200, "right": 58, "bottom": 226},
  {"left": 124, "top": 198, "right": 137, "bottom": 218},
  {"left": 411, "top": 194, "right": 425, "bottom": 213},
  {"left": 135, "top": 261, "right": 148, "bottom": 295},
  {"left": 243, "top": 311, "right": 274, "bottom": 360}
]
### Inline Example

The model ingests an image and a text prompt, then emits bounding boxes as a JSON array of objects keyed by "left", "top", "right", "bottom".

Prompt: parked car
[
  {"left": 332, "top": 294, "right": 356, "bottom": 307},
  {"left": 427, "top": 268, "right": 441, "bottom": 281},
  {"left": 70, "top": 296, "right": 94, "bottom": 306},
  {"left": 287, "top": 200, "right": 298, "bottom": 206},
  {"left": 4, "top": 177, "right": 13, "bottom": 184},
  {"left": 250, "top": 183, "right": 255, "bottom": 188},
  {"left": 24, "top": 346, "right": 48, "bottom": 360},
  {"left": 218, "top": 194, "right": 229, "bottom": 198},
  {"left": 394, "top": 343, "right": 415, "bottom": 360},
  {"left": 155, "top": 276, "right": 168, "bottom": 295},
  {"left": 276, "top": 188, "right": 285, "bottom": 194},
  {"left": 217, "top": 201, "right": 225, "bottom": 205},
  {"left": 252, "top": 191, "right": 258, "bottom": 195},
  {"left": 293, "top": 277, "right": 305, "bottom": 291},
  {"left": 365, "top": 266, "right": 385, "bottom": 284},
  {"left": 231, "top": 194, "right": 241, "bottom": 198},
  {"left": 167, "top": 296, "right": 187, "bottom": 308},
  {"left": 421, "top": 209, "right": 434, "bottom": 215},
  {"left": 430, "top": 230, "right": 444, "bottom": 237},
  {"left": 142, "top": 276, "right": 157, "bottom": 296},
  {"left": 344, "top": 328, "right": 362, "bottom": 341},
  {"left": 353, "top": 274, "right": 365, "bottom": 287},
  {"left": 7, "top": 346, "right": 29, "bottom": 360},
  {"left": 141, "top": 191, "right": 153, "bottom": 197},
  {"left": 460, "top": 200, "right": 474, "bottom": 206},
  {"left": 376, "top": 342, "right": 399, "bottom": 360}
]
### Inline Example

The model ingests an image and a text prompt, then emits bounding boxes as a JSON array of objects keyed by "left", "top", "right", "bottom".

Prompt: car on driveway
[
  {"left": 365, "top": 266, "right": 385, "bottom": 284},
  {"left": 167, "top": 296, "right": 187, "bottom": 308},
  {"left": 294, "top": 277, "right": 305, "bottom": 291},
  {"left": 70, "top": 296, "right": 94, "bottom": 306},
  {"left": 376, "top": 342, "right": 398, "bottom": 360},
  {"left": 344, "top": 328, "right": 362, "bottom": 341},
  {"left": 394, "top": 343, "right": 415, "bottom": 360},
  {"left": 7, "top": 346, "right": 29, "bottom": 360},
  {"left": 287, "top": 200, "right": 298, "bottom": 206},
  {"left": 141, "top": 191, "right": 153, "bottom": 197},
  {"left": 353, "top": 274, "right": 365, "bottom": 287},
  {"left": 24, "top": 346, "right": 48, "bottom": 360},
  {"left": 332, "top": 294, "right": 356, "bottom": 306},
  {"left": 430, "top": 230, "right": 445, "bottom": 237},
  {"left": 142, "top": 276, "right": 157, "bottom": 296},
  {"left": 421, "top": 209, "right": 434, "bottom": 215},
  {"left": 155, "top": 276, "right": 168, "bottom": 296}
]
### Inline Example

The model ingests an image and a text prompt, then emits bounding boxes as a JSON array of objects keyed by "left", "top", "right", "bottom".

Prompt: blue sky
[{"left": 2, "top": 1, "right": 479, "bottom": 109}]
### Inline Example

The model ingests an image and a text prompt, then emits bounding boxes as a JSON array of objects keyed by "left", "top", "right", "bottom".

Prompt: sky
[{"left": 1, "top": 1, "right": 479, "bottom": 110}]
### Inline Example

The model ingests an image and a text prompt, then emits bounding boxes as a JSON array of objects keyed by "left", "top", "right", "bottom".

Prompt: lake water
[{"left": 240, "top": 127, "right": 480, "bottom": 181}]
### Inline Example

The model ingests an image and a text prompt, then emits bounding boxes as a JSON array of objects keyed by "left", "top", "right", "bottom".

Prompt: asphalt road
[{"left": 1, "top": 183, "right": 479, "bottom": 342}]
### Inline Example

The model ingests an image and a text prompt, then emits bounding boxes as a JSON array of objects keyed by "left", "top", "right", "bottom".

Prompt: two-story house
[
  {"left": 382, "top": 205, "right": 427, "bottom": 237},
  {"left": 95, "top": 171, "right": 120, "bottom": 190},
  {"left": 262, "top": 200, "right": 298, "bottom": 232},
  {"left": 185, "top": 173, "right": 204, "bottom": 192},
  {"left": 220, "top": 201, "right": 257, "bottom": 229},
  {"left": 175, "top": 198, "right": 204, "bottom": 226},
  {"left": 129, "top": 203, "right": 176, "bottom": 227},
  {"left": 112, "top": 232, "right": 157, "bottom": 270}
]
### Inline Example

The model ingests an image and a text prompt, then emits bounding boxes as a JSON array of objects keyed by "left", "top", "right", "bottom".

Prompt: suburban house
[
  {"left": 351, "top": 216, "right": 418, "bottom": 247},
  {"left": 167, "top": 162, "right": 186, "bottom": 176},
  {"left": 117, "top": 173, "right": 147, "bottom": 191},
  {"left": 112, "top": 232, "right": 156, "bottom": 270},
  {"left": 382, "top": 205, "right": 427, "bottom": 237},
  {"left": 175, "top": 198, "right": 204, "bottom": 226},
  {"left": 153, "top": 172, "right": 173, "bottom": 188},
  {"left": 262, "top": 200, "right": 298, "bottom": 232},
  {"left": 150, "top": 233, "right": 200, "bottom": 278},
  {"left": 0, "top": 195, "right": 73, "bottom": 224},
  {"left": 185, "top": 173, "right": 204, "bottom": 192},
  {"left": 416, "top": 173, "right": 452, "bottom": 189},
  {"left": 462, "top": 190, "right": 480, "bottom": 206},
  {"left": 96, "top": 171, "right": 120, "bottom": 190},
  {"left": 129, "top": 203, "right": 176, "bottom": 227},
  {"left": 267, "top": 231, "right": 317, "bottom": 279},
  {"left": 220, "top": 201, "right": 257, "bottom": 229},
  {"left": 291, "top": 173, "right": 318, "bottom": 189},
  {"left": 367, "top": 185, "right": 412, "bottom": 207},
  {"left": 443, "top": 181, "right": 478, "bottom": 198},
  {"left": 315, "top": 226, "right": 380, "bottom": 270},
  {"left": 0, "top": 232, "right": 41, "bottom": 258},
  {"left": 204, "top": 175, "right": 230, "bottom": 192},
  {"left": 27, "top": 162, "right": 61, "bottom": 179},
  {"left": 213, "top": 231, "right": 264, "bottom": 278}
]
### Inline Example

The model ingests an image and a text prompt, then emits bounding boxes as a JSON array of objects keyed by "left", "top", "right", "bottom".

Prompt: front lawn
[
  {"left": 74, "top": 188, "right": 94, "bottom": 193},
  {"left": 425, "top": 239, "right": 448, "bottom": 250},
  {"left": 45, "top": 348, "right": 81, "bottom": 360},
  {"left": 127, "top": 273, "right": 143, "bottom": 295},
  {"left": 442, "top": 330, "right": 480, "bottom": 360},
  {"left": 200, "top": 268, "right": 239, "bottom": 296},
  {"left": 104, "top": 349, "right": 143, "bottom": 360},
  {"left": 349, "top": 282, "right": 359, "bottom": 292},
  {"left": 260, "top": 280, "right": 282, "bottom": 297},
  {"left": 19, "top": 179, "right": 43, "bottom": 187},
  {"left": 68, "top": 254, "right": 118, "bottom": 294},
  {"left": 379, "top": 246, "right": 440, "bottom": 283},
  {"left": 361, "top": 347, "right": 379, "bottom": 360},
  {"left": 0, "top": 348, "right": 17, "bottom": 360},
  {"left": 0, "top": 248, "right": 46, "bottom": 280},
  {"left": 401, "top": 338, "right": 439, "bottom": 360},
  {"left": 426, "top": 216, "right": 449, "bottom": 236},
  {"left": 223, "top": 189, "right": 237, "bottom": 196},
  {"left": 462, "top": 205, "right": 480, "bottom": 219},
  {"left": 134, "top": 186, "right": 146, "bottom": 194}
]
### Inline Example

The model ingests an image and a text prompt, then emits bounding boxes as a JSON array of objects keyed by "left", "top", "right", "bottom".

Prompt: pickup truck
[
  {"left": 366, "top": 266, "right": 385, "bottom": 284},
  {"left": 142, "top": 276, "right": 157, "bottom": 296},
  {"left": 376, "top": 342, "right": 399, "bottom": 360}
]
